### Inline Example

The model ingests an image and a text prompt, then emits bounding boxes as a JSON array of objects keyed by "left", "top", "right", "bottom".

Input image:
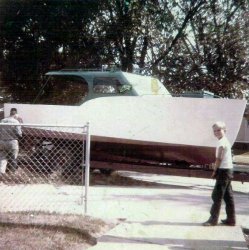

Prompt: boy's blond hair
[{"left": 213, "top": 121, "right": 226, "bottom": 130}]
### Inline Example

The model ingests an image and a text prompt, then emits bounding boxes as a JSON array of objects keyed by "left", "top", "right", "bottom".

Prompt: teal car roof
[{"left": 45, "top": 70, "right": 124, "bottom": 77}]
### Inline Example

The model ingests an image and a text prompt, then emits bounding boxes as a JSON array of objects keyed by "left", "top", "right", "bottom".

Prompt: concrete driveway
[{"left": 88, "top": 172, "right": 249, "bottom": 249}]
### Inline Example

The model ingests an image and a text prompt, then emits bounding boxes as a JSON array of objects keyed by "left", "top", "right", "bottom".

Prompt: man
[
  {"left": 0, "top": 108, "right": 22, "bottom": 173},
  {"left": 10, "top": 107, "right": 23, "bottom": 123},
  {"left": 203, "top": 121, "right": 236, "bottom": 226}
]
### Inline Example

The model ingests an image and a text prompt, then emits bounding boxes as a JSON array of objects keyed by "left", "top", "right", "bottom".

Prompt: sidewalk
[{"left": 87, "top": 173, "right": 249, "bottom": 250}]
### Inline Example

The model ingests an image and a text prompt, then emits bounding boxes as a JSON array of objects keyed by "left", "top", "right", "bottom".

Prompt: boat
[{"left": 3, "top": 69, "right": 246, "bottom": 170}]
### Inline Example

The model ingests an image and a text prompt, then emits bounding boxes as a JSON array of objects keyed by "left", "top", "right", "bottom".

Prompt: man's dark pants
[{"left": 210, "top": 169, "right": 235, "bottom": 223}]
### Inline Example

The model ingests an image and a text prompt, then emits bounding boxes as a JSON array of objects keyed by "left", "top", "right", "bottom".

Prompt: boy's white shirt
[{"left": 215, "top": 136, "right": 233, "bottom": 169}]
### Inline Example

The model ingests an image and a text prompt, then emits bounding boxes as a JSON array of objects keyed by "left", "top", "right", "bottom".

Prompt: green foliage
[
  {"left": 160, "top": 0, "right": 249, "bottom": 98},
  {"left": 0, "top": 0, "right": 248, "bottom": 101},
  {"left": 0, "top": 0, "right": 100, "bottom": 101}
]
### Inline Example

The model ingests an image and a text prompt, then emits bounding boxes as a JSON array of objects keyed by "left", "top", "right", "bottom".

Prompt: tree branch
[{"left": 151, "top": 0, "right": 206, "bottom": 69}]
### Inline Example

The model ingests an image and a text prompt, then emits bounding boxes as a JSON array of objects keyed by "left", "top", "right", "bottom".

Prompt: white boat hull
[{"left": 4, "top": 96, "right": 246, "bottom": 164}]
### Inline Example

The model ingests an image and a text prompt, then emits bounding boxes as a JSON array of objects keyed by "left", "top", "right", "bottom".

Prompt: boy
[{"left": 203, "top": 121, "right": 236, "bottom": 226}]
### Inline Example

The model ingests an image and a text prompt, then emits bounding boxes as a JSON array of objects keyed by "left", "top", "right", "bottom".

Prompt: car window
[
  {"left": 35, "top": 75, "right": 88, "bottom": 105},
  {"left": 93, "top": 77, "right": 121, "bottom": 94}
]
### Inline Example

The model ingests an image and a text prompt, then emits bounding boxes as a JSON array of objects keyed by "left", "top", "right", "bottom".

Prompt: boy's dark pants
[{"left": 209, "top": 169, "right": 235, "bottom": 223}]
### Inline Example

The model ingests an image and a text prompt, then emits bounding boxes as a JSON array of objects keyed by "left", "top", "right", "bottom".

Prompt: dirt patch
[
  {"left": 90, "top": 170, "right": 165, "bottom": 187},
  {"left": 0, "top": 168, "right": 166, "bottom": 187},
  {"left": 0, "top": 171, "right": 163, "bottom": 249},
  {"left": 0, "top": 212, "right": 117, "bottom": 250},
  {"left": 0, "top": 171, "right": 157, "bottom": 249}
]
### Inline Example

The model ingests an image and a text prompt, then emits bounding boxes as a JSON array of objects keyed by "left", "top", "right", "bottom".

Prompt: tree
[
  {"left": 96, "top": 0, "right": 207, "bottom": 73},
  {"left": 159, "top": 0, "right": 249, "bottom": 98},
  {"left": 0, "top": 0, "right": 100, "bottom": 101},
  {"left": 0, "top": 0, "right": 248, "bottom": 100}
]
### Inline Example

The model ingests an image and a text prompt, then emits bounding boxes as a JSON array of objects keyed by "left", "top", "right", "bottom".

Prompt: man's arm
[
  {"left": 13, "top": 120, "right": 22, "bottom": 139},
  {"left": 16, "top": 125, "right": 22, "bottom": 138},
  {"left": 211, "top": 146, "right": 224, "bottom": 178}
]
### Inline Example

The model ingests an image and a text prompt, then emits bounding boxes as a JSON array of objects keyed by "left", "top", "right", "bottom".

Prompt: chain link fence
[{"left": 0, "top": 123, "right": 90, "bottom": 214}]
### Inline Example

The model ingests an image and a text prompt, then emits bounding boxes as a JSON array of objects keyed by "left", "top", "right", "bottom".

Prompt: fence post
[
  {"left": 0, "top": 123, "right": 91, "bottom": 214},
  {"left": 84, "top": 122, "right": 91, "bottom": 214}
]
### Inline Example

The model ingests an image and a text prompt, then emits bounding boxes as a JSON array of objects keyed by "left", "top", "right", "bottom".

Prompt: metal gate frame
[{"left": 0, "top": 122, "right": 91, "bottom": 214}]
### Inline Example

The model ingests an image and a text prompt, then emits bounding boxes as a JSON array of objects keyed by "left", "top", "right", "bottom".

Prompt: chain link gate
[{"left": 0, "top": 123, "right": 90, "bottom": 214}]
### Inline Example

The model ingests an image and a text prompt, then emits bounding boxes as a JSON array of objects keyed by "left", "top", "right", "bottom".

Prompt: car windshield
[{"left": 34, "top": 75, "right": 89, "bottom": 105}]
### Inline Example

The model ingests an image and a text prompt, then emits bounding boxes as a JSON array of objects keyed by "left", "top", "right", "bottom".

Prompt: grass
[{"left": 0, "top": 212, "right": 117, "bottom": 250}]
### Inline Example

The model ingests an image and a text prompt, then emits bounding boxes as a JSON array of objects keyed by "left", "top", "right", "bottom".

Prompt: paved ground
[
  {"left": 0, "top": 172, "right": 249, "bottom": 249},
  {"left": 87, "top": 173, "right": 249, "bottom": 250},
  {"left": 234, "top": 151, "right": 249, "bottom": 165}
]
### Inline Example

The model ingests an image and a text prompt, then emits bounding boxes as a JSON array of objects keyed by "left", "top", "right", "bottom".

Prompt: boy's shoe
[
  {"left": 221, "top": 219, "right": 236, "bottom": 226},
  {"left": 203, "top": 219, "right": 218, "bottom": 226}
]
